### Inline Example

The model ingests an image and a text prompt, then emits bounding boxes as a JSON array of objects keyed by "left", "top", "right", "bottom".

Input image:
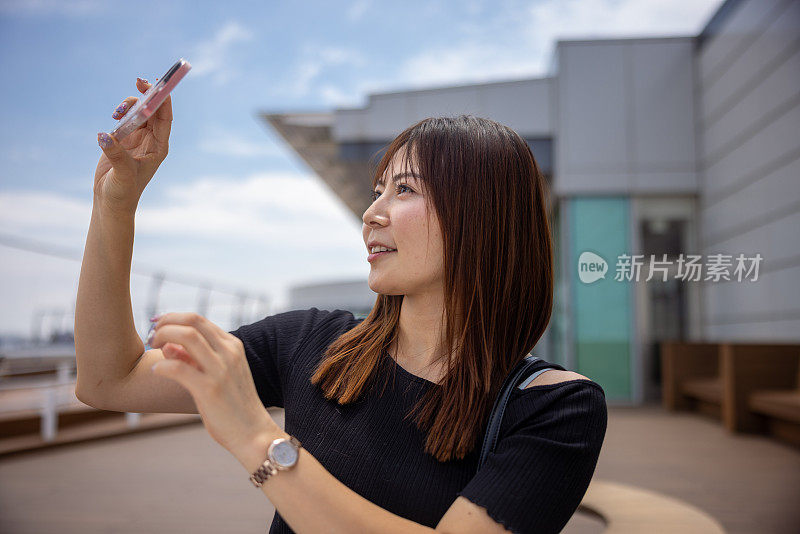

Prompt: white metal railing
[{"left": 0, "top": 361, "right": 141, "bottom": 442}]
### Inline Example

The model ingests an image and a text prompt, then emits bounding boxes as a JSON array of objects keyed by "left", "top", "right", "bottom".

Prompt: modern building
[
  {"left": 264, "top": 0, "right": 800, "bottom": 405},
  {"left": 287, "top": 279, "right": 375, "bottom": 318}
]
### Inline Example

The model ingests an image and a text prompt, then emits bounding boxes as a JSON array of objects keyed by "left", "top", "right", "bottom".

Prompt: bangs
[{"left": 370, "top": 139, "right": 421, "bottom": 189}]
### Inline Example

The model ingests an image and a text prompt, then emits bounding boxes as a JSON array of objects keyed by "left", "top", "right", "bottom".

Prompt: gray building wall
[
  {"left": 695, "top": 0, "right": 800, "bottom": 340},
  {"left": 333, "top": 78, "right": 554, "bottom": 142},
  {"left": 553, "top": 37, "right": 698, "bottom": 195}
]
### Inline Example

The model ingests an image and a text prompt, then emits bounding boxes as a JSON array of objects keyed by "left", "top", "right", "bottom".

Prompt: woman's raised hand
[{"left": 94, "top": 77, "right": 173, "bottom": 215}]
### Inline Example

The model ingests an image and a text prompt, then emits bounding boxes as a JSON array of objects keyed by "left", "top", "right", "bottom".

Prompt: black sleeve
[
  {"left": 456, "top": 381, "right": 608, "bottom": 534},
  {"left": 227, "top": 307, "right": 352, "bottom": 409}
]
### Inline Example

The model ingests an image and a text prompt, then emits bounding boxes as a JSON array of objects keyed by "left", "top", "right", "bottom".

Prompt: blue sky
[{"left": 0, "top": 0, "right": 723, "bottom": 338}]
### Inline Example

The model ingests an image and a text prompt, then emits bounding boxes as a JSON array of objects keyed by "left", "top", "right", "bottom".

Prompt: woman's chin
[{"left": 367, "top": 279, "right": 404, "bottom": 296}]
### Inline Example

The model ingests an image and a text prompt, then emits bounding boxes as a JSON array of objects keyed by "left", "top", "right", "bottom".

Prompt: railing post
[
  {"left": 125, "top": 412, "right": 141, "bottom": 428},
  {"left": 57, "top": 361, "right": 71, "bottom": 384},
  {"left": 41, "top": 387, "right": 57, "bottom": 442}
]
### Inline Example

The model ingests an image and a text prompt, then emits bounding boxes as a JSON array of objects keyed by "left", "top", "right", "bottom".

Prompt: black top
[{"left": 228, "top": 307, "right": 607, "bottom": 534}]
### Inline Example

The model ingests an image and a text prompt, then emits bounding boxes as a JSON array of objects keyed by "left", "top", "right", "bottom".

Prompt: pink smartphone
[{"left": 110, "top": 58, "right": 191, "bottom": 140}]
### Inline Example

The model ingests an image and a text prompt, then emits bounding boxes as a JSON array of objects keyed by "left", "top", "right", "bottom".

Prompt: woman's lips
[{"left": 367, "top": 250, "right": 396, "bottom": 263}]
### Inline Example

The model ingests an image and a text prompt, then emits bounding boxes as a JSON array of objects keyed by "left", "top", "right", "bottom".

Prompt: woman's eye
[{"left": 370, "top": 184, "right": 412, "bottom": 202}]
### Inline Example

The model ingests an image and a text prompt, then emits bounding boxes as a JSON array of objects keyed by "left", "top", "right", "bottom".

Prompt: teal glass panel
[
  {"left": 570, "top": 197, "right": 631, "bottom": 401},
  {"left": 548, "top": 203, "right": 568, "bottom": 368}
]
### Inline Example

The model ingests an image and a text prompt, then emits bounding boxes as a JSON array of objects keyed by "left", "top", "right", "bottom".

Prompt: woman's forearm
[
  {"left": 73, "top": 198, "right": 144, "bottom": 403},
  {"left": 233, "top": 423, "right": 436, "bottom": 534}
]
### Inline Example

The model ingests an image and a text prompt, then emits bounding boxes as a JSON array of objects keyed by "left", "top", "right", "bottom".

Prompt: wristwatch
[{"left": 249, "top": 435, "right": 303, "bottom": 488}]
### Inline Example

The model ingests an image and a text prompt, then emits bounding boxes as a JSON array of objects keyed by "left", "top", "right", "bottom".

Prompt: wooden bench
[
  {"left": 724, "top": 343, "right": 800, "bottom": 447},
  {"left": 662, "top": 342, "right": 723, "bottom": 419},
  {"left": 662, "top": 342, "right": 800, "bottom": 448}
]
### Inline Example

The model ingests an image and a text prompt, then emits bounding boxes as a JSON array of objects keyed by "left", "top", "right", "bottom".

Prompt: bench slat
[{"left": 749, "top": 390, "right": 800, "bottom": 424}]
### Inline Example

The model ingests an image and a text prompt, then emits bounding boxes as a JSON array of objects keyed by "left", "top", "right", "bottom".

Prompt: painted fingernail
[
  {"left": 112, "top": 101, "right": 129, "bottom": 119},
  {"left": 150, "top": 313, "right": 163, "bottom": 323},
  {"left": 145, "top": 325, "right": 156, "bottom": 345},
  {"left": 97, "top": 132, "right": 112, "bottom": 149}
]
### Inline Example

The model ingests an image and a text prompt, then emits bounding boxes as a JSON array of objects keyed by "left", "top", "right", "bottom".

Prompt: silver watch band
[{"left": 249, "top": 435, "right": 302, "bottom": 488}]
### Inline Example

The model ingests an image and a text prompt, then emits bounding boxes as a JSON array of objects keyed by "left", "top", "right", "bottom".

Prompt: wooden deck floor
[{"left": 0, "top": 404, "right": 798, "bottom": 533}]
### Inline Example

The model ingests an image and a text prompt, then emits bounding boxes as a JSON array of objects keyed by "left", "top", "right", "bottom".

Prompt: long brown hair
[{"left": 310, "top": 115, "right": 553, "bottom": 462}]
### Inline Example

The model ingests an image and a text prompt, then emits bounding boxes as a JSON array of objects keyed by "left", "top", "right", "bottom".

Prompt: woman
[{"left": 79, "top": 82, "right": 606, "bottom": 534}]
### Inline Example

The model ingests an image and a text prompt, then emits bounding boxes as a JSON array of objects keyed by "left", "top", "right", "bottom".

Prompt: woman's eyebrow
[{"left": 376, "top": 171, "right": 421, "bottom": 186}]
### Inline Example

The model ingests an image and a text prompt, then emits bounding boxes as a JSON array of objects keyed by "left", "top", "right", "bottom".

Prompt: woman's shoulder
[
  {"left": 523, "top": 369, "right": 594, "bottom": 389},
  {"left": 512, "top": 367, "right": 606, "bottom": 403},
  {"left": 460, "top": 369, "right": 607, "bottom": 534},
  {"left": 505, "top": 367, "right": 607, "bottom": 432},
  {"left": 515, "top": 357, "right": 604, "bottom": 394}
]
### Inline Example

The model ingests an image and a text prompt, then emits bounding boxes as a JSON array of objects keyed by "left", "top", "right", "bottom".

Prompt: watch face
[{"left": 271, "top": 440, "right": 299, "bottom": 468}]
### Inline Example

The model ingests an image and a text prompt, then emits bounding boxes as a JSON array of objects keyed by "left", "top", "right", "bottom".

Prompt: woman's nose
[{"left": 362, "top": 202, "right": 387, "bottom": 227}]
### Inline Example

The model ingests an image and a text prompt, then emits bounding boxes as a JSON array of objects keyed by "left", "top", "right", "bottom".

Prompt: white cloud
[
  {"left": 290, "top": 61, "right": 324, "bottom": 96},
  {"left": 136, "top": 171, "right": 361, "bottom": 249},
  {"left": 189, "top": 21, "right": 255, "bottom": 87},
  {"left": 0, "top": 171, "right": 369, "bottom": 335},
  {"left": 464, "top": 0, "right": 486, "bottom": 17},
  {"left": 523, "top": 0, "right": 724, "bottom": 43},
  {"left": 394, "top": 0, "right": 724, "bottom": 88},
  {"left": 198, "top": 127, "right": 285, "bottom": 158},
  {"left": 318, "top": 84, "right": 363, "bottom": 108},
  {"left": 397, "top": 43, "right": 546, "bottom": 88},
  {"left": 322, "top": 0, "right": 724, "bottom": 100},
  {"left": 346, "top": 0, "right": 372, "bottom": 22},
  {"left": 277, "top": 45, "right": 367, "bottom": 97},
  {"left": 0, "top": 171, "right": 362, "bottom": 252},
  {"left": 0, "top": 191, "right": 91, "bottom": 237}
]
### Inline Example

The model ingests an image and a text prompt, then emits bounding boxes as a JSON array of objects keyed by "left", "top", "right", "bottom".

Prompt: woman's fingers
[
  {"left": 148, "top": 76, "right": 172, "bottom": 144},
  {"left": 150, "top": 324, "right": 222, "bottom": 374},
  {"left": 153, "top": 312, "right": 228, "bottom": 352},
  {"left": 133, "top": 76, "right": 172, "bottom": 144},
  {"left": 111, "top": 96, "right": 138, "bottom": 120},
  {"left": 151, "top": 93, "right": 172, "bottom": 144},
  {"left": 136, "top": 77, "right": 150, "bottom": 93},
  {"left": 110, "top": 77, "right": 153, "bottom": 120},
  {"left": 163, "top": 343, "right": 203, "bottom": 371}
]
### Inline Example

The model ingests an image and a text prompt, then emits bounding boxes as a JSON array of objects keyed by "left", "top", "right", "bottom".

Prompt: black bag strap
[{"left": 478, "top": 354, "right": 558, "bottom": 470}]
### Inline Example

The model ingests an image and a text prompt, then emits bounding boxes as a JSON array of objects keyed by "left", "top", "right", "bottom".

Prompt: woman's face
[{"left": 362, "top": 146, "right": 444, "bottom": 297}]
